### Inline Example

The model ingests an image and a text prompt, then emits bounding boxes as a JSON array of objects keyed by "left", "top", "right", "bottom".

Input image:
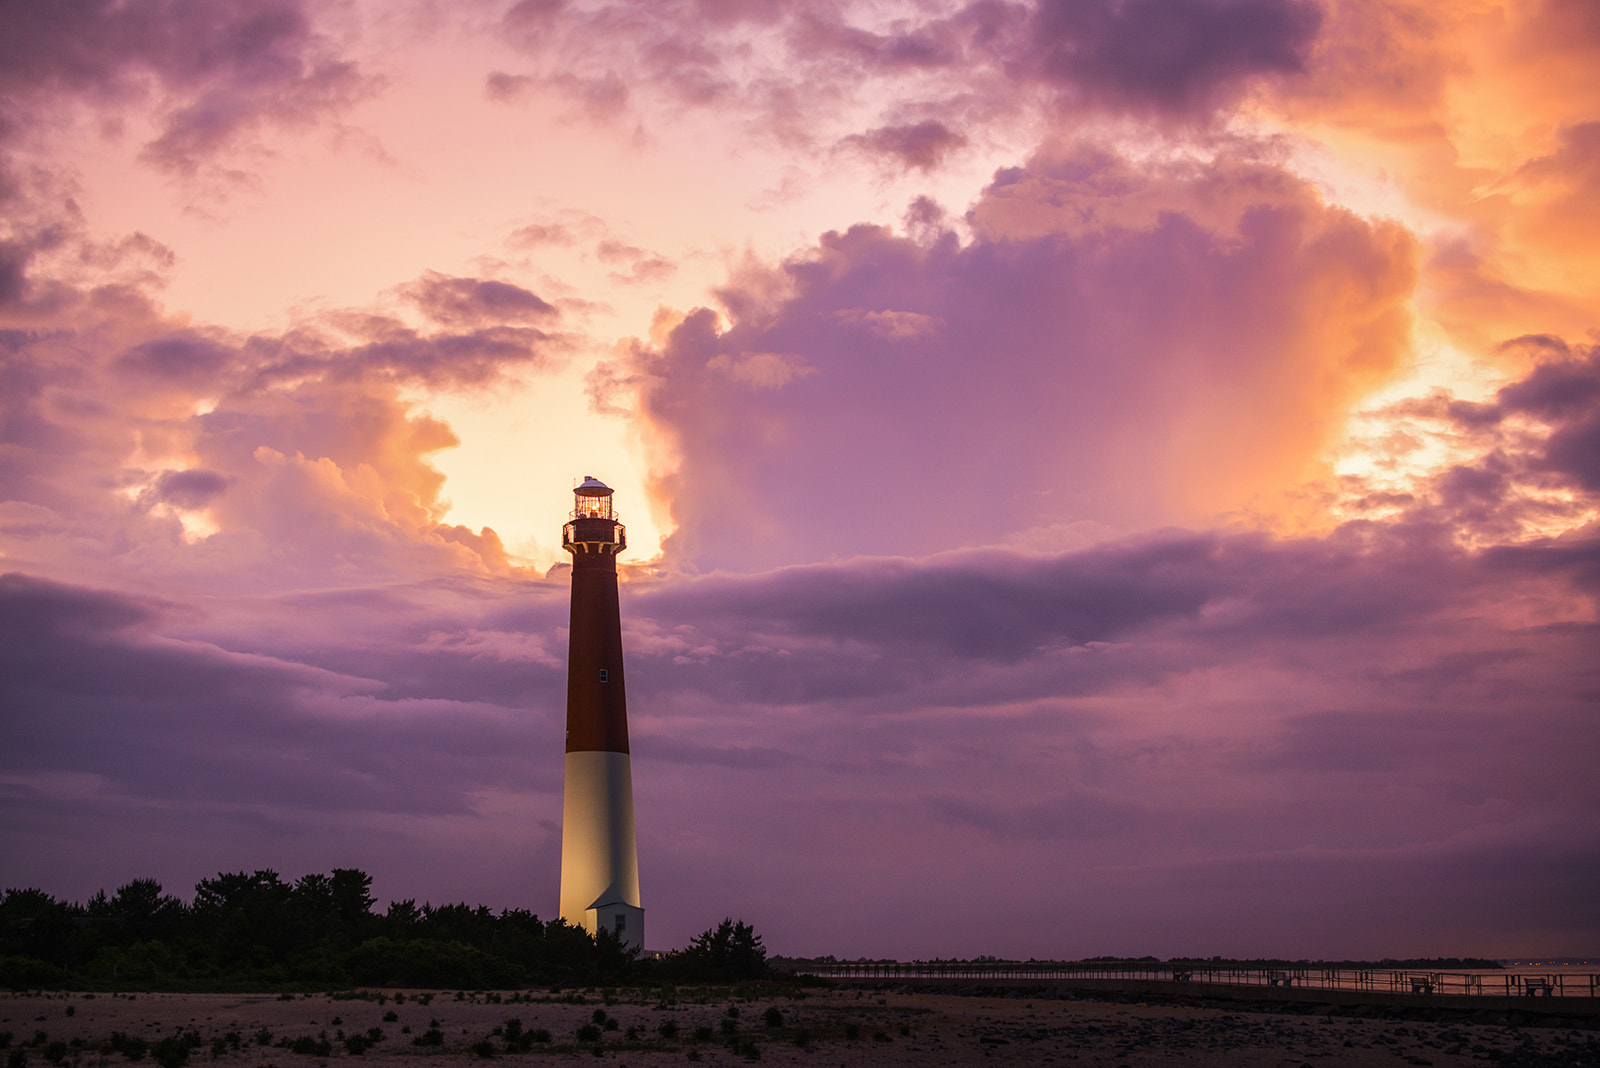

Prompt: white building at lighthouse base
[{"left": 559, "top": 749, "right": 644, "bottom": 951}]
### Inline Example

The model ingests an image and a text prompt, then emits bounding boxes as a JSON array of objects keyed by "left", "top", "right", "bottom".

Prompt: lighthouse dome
[{"left": 575, "top": 475, "right": 613, "bottom": 497}]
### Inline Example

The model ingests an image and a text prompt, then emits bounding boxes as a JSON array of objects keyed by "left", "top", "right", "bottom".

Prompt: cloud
[
  {"left": 596, "top": 241, "right": 676, "bottom": 285},
  {"left": 704, "top": 350, "right": 812, "bottom": 389},
  {"left": 506, "top": 222, "right": 577, "bottom": 249},
  {"left": 832, "top": 307, "right": 943, "bottom": 341},
  {"left": 1021, "top": 0, "right": 1324, "bottom": 116},
  {"left": 3, "top": 345, "right": 1597, "bottom": 954},
  {"left": 1262, "top": 1, "right": 1600, "bottom": 359},
  {"left": 1468, "top": 342, "right": 1600, "bottom": 502},
  {"left": 3, "top": 0, "right": 1597, "bottom": 960},
  {"left": 115, "top": 333, "right": 235, "bottom": 385},
  {"left": 841, "top": 120, "right": 967, "bottom": 171},
  {"left": 0, "top": 0, "right": 377, "bottom": 174},
  {"left": 603, "top": 141, "right": 1416, "bottom": 572},
  {"left": 402, "top": 272, "right": 558, "bottom": 327},
  {"left": 0, "top": 262, "right": 573, "bottom": 590},
  {"left": 483, "top": 0, "right": 1331, "bottom": 169},
  {"left": 0, "top": 571, "right": 561, "bottom": 828},
  {"left": 484, "top": 70, "right": 535, "bottom": 102},
  {"left": 1344, "top": 340, "right": 1600, "bottom": 539},
  {"left": 141, "top": 468, "right": 232, "bottom": 509}
]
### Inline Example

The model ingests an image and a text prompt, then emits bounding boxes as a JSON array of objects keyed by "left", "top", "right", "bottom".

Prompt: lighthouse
[{"left": 558, "top": 476, "right": 644, "bottom": 951}]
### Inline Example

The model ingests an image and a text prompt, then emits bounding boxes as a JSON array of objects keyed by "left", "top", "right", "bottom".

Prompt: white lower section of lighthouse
[{"left": 559, "top": 750, "right": 643, "bottom": 950}]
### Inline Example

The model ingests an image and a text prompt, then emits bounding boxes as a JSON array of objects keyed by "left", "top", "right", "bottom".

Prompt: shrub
[
  {"left": 872, "top": 1030, "right": 891, "bottom": 1042},
  {"left": 793, "top": 1029, "right": 811, "bottom": 1048},
  {"left": 41, "top": 1046, "right": 65, "bottom": 1067},
  {"left": 691, "top": 1026, "right": 713, "bottom": 1043},
  {"left": 468, "top": 1040, "right": 495, "bottom": 1058},
  {"left": 719, "top": 1018, "right": 738, "bottom": 1036},
  {"left": 381, "top": 1012, "right": 397, "bottom": 1023},
  {"left": 501, "top": 1019, "right": 538, "bottom": 1053},
  {"left": 409, "top": 1028, "right": 443, "bottom": 1048},
  {"left": 528, "top": 1030, "right": 550, "bottom": 1044},
  {"left": 657, "top": 1021, "right": 678, "bottom": 1040},
  {"left": 574, "top": 1025, "right": 600, "bottom": 1043},
  {"left": 111, "top": 1034, "right": 149, "bottom": 1061},
  {"left": 7, "top": 1049, "right": 26, "bottom": 1068},
  {"left": 763, "top": 1007, "right": 782, "bottom": 1029},
  {"left": 844, "top": 1024, "right": 860, "bottom": 1040},
  {"left": 286, "top": 1037, "right": 330, "bottom": 1058}
]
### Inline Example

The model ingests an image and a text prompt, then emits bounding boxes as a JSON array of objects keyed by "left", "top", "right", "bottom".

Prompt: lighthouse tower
[{"left": 558, "top": 476, "right": 644, "bottom": 950}]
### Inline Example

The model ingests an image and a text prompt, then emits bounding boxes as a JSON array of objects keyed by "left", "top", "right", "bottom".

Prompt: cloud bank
[{"left": 2, "top": 0, "right": 1597, "bottom": 961}]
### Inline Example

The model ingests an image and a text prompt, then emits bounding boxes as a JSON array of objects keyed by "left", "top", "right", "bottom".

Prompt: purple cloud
[
  {"left": 142, "top": 468, "right": 232, "bottom": 509},
  {"left": 1023, "top": 0, "right": 1324, "bottom": 115},
  {"left": 605, "top": 143, "right": 1415, "bottom": 572},
  {"left": 842, "top": 119, "right": 968, "bottom": 171},
  {"left": 0, "top": 0, "right": 375, "bottom": 172},
  {"left": 1365, "top": 341, "right": 1600, "bottom": 531},
  {"left": 2, "top": 401, "right": 1596, "bottom": 956},
  {"left": 402, "top": 272, "right": 559, "bottom": 328}
]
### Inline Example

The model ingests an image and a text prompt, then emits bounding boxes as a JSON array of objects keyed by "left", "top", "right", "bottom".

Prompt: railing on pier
[{"left": 795, "top": 960, "right": 1598, "bottom": 999}]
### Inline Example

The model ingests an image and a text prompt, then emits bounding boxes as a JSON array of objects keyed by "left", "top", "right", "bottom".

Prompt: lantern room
[
  {"left": 573, "top": 475, "right": 616, "bottom": 520},
  {"left": 563, "top": 475, "right": 626, "bottom": 554}
]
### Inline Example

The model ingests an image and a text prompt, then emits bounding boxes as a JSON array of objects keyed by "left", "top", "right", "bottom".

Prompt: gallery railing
[{"left": 795, "top": 960, "right": 1599, "bottom": 998}]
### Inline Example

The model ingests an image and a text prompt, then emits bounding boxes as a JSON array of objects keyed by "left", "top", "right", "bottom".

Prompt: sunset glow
[{"left": 2, "top": 0, "right": 1596, "bottom": 960}]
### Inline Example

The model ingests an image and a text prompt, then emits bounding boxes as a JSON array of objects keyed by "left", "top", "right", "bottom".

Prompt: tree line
[{"left": 0, "top": 871, "right": 770, "bottom": 990}]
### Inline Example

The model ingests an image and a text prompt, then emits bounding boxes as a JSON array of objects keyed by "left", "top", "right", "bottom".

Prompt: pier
[{"left": 798, "top": 960, "right": 1600, "bottom": 1017}]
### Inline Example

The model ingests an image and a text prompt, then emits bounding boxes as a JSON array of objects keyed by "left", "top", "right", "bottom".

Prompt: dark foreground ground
[{"left": 4, "top": 988, "right": 1597, "bottom": 1067}]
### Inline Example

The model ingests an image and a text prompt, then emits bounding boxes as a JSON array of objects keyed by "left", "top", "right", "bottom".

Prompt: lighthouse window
[
  {"left": 599, "top": 669, "right": 609, "bottom": 683},
  {"left": 614, "top": 914, "right": 626, "bottom": 933}
]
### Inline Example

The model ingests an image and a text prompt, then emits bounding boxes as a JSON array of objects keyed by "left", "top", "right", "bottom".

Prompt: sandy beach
[{"left": 4, "top": 988, "right": 1595, "bottom": 1068}]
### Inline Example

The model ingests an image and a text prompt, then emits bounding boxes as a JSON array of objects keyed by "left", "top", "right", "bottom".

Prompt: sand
[{"left": 3, "top": 988, "right": 1595, "bottom": 1067}]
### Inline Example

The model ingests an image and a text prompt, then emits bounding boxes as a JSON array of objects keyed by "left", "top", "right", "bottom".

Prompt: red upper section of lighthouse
[{"left": 564, "top": 476, "right": 630, "bottom": 754}]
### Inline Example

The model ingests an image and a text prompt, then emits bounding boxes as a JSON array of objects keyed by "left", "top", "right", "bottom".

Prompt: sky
[{"left": 1, "top": 0, "right": 1597, "bottom": 962}]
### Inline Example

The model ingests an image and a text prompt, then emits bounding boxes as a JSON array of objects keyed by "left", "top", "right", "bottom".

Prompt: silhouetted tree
[
  {"left": 383, "top": 898, "right": 421, "bottom": 937},
  {"left": 191, "top": 870, "right": 295, "bottom": 965},
  {"left": 668, "top": 918, "right": 767, "bottom": 982},
  {"left": 2, "top": 868, "right": 766, "bottom": 990},
  {"left": 330, "top": 869, "right": 375, "bottom": 939},
  {"left": 105, "top": 880, "right": 186, "bottom": 942},
  {"left": 0, "top": 889, "right": 80, "bottom": 967}
]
